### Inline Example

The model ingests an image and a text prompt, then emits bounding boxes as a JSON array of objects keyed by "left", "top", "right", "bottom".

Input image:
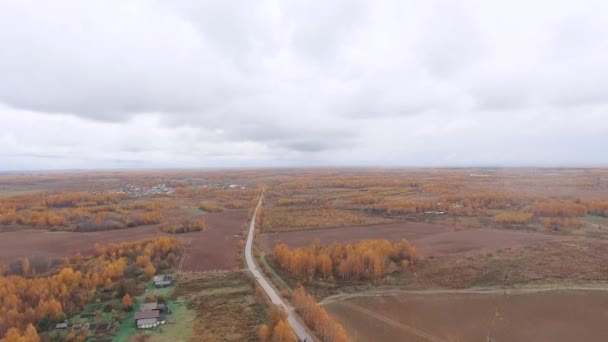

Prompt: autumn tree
[
  {"left": 292, "top": 286, "right": 347, "bottom": 342},
  {"left": 144, "top": 263, "right": 156, "bottom": 279},
  {"left": 272, "top": 320, "right": 296, "bottom": 342},
  {"left": 273, "top": 239, "right": 418, "bottom": 282},
  {"left": 258, "top": 324, "right": 270, "bottom": 342},
  {"left": 122, "top": 294, "right": 133, "bottom": 311},
  {"left": 21, "top": 258, "right": 30, "bottom": 276}
]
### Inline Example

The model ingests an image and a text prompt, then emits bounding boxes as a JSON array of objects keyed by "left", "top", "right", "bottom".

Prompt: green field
[{"left": 114, "top": 284, "right": 195, "bottom": 342}]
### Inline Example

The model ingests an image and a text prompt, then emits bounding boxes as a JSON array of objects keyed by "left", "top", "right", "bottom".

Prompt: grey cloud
[{"left": 1, "top": 0, "right": 608, "bottom": 169}]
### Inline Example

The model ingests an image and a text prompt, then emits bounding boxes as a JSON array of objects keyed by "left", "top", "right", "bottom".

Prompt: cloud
[{"left": 0, "top": 0, "right": 607, "bottom": 170}]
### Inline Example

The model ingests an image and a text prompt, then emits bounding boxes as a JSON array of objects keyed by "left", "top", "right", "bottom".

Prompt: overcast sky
[{"left": 1, "top": 0, "right": 607, "bottom": 170}]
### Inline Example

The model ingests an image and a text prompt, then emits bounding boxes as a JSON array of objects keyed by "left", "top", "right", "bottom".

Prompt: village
[{"left": 51, "top": 274, "right": 176, "bottom": 340}]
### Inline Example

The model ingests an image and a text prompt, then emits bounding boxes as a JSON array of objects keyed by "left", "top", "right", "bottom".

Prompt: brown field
[
  {"left": 326, "top": 291, "right": 608, "bottom": 342},
  {"left": 177, "top": 209, "right": 248, "bottom": 272},
  {"left": 260, "top": 222, "right": 561, "bottom": 258},
  {"left": 0, "top": 210, "right": 248, "bottom": 271}
]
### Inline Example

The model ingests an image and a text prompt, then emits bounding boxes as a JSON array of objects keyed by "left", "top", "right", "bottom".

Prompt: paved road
[{"left": 245, "top": 195, "right": 314, "bottom": 342}]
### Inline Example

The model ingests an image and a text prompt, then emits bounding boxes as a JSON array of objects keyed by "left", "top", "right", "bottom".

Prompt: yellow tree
[
  {"left": 272, "top": 320, "right": 296, "bottom": 342},
  {"left": 144, "top": 263, "right": 156, "bottom": 279},
  {"left": 258, "top": 324, "right": 270, "bottom": 342}
]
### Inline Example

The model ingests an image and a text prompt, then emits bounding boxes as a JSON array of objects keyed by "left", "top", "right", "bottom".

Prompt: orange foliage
[
  {"left": 122, "top": 294, "right": 133, "bottom": 310},
  {"left": 292, "top": 287, "right": 348, "bottom": 342},
  {"left": 534, "top": 201, "right": 587, "bottom": 217},
  {"left": 0, "top": 237, "right": 179, "bottom": 338},
  {"left": 1, "top": 323, "right": 40, "bottom": 342},
  {"left": 272, "top": 320, "right": 296, "bottom": 342},
  {"left": 259, "top": 306, "right": 296, "bottom": 342},
  {"left": 159, "top": 219, "right": 205, "bottom": 234},
  {"left": 273, "top": 239, "right": 418, "bottom": 282},
  {"left": 258, "top": 324, "right": 270, "bottom": 342},
  {"left": 199, "top": 201, "right": 225, "bottom": 213},
  {"left": 585, "top": 200, "right": 608, "bottom": 217},
  {"left": 493, "top": 211, "right": 534, "bottom": 224}
]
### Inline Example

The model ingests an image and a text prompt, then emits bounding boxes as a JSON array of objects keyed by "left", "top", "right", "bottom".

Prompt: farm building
[
  {"left": 140, "top": 302, "right": 158, "bottom": 311},
  {"left": 137, "top": 318, "right": 159, "bottom": 329},
  {"left": 153, "top": 274, "right": 173, "bottom": 287},
  {"left": 141, "top": 302, "right": 170, "bottom": 314},
  {"left": 55, "top": 323, "right": 68, "bottom": 330},
  {"left": 134, "top": 310, "right": 159, "bottom": 322},
  {"left": 134, "top": 305, "right": 169, "bottom": 329}
]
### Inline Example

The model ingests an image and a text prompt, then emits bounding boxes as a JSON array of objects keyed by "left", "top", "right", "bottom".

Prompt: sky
[{"left": 1, "top": 0, "right": 607, "bottom": 170}]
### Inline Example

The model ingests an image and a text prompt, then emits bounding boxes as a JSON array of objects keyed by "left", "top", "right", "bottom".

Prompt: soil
[
  {"left": 0, "top": 210, "right": 248, "bottom": 272},
  {"left": 177, "top": 210, "right": 248, "bottom": 272},
  {"left": 325, "top": 291, "right": 608, "bottom": 342},
  {"left": 260, "top": 222, "right": 561, "bottom": 258}
]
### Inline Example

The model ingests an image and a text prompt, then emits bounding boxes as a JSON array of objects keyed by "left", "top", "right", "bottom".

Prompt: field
[
  {"left": 0, "top": 210, "right": 248, "bottom": 272},
  {"left": 2, "top": 168, "right": 608, "bottom": 341},
  {"left": 325, "top": 291, "right": 608, "bottom": 342},
  {"left": 171, "top": 272, "right": 267, "bottom": 341},
  {"left": 260, "top": 222, "right": 562, "bottom": 258}
]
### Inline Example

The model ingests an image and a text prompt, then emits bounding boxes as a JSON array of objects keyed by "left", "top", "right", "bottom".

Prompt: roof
[
  {"left": 153, "top": 275, "right": 173, "bottom": 282},
  {"left": 55, "top": 323, "right": 68, "bottom": 329},
  {"left": 154, "top": 280, "right": 172, "bottom": 286},
  {"left": 141, "top": 303, "right": 158, "bottom": 311},
  {"left": 134, "top": 311, "right": 160, "bottom": 320},
  {"left": 136, "top": 318, "right": 158, "bottom": 326}
]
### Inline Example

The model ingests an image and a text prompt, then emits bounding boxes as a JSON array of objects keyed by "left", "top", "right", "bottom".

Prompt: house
[
  {"left": 140, "top": 302, "right": 158, "bottom": 311},
  {"left": 153, "top": 275, "right": 173, "bottom": 287},
  {"left": 136, "top": 318, "right": 159, "bottom": 329},
  {"left": 134, "top": 310, "right": 160, "bottom": 321}
]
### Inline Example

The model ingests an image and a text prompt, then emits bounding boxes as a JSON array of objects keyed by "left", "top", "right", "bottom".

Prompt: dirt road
[{"left": 245, "top": 195, "right": 314, "bottom": 341}]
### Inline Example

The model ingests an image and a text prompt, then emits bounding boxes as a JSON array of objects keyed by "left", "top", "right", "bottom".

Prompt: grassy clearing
[
  {"left": 114, "top": 283, "right": 195, "bottom": 342},
  {"left": 585, "top": 214, "right": 607, "bottom": 223},
  {"left": 172, "top": 272, "right": 267, "bottom": 341}
]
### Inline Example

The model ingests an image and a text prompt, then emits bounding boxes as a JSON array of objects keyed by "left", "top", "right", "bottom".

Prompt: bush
[
  {"left": 159, "top": 219, "right": 205, "bottom": 234},
  {"left": 199, "top": 201, "right": 225, "bottom": 213},
  {"left": 493, "top": 211, "right": 534, "bottom": 224}
]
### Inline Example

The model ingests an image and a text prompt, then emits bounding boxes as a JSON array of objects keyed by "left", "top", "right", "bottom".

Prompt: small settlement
[{"left": 134, "top": 275, "right": 174, "bottom": 329}]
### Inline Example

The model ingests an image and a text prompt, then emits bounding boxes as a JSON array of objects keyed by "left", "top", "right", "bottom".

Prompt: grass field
[
  {"left": 114, "top": 284, "right": 196, "bottom": 342},
  {"left": 171, "top": 272, "right": 267, "bottom": 342}
]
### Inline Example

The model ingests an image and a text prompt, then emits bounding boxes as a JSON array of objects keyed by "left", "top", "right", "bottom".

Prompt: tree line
[
  {"left": 272, "top": 239, "right": 419, "bottom": 282},
  {"left": 292, "top": 286, "right": 347, "bottom": 342}
]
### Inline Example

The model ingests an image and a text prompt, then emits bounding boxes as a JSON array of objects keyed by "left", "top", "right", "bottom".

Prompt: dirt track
[
  {"left": 0, "top": 210, "right": 248, "bottom": 272},
  {"left": 260, "top": 222, "right": 562, "bottom": 257}
]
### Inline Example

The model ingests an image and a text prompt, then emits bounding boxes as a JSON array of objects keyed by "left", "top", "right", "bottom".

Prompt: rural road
[{"left": 245, "top": 195, "right": 314, "bottom": 342}]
